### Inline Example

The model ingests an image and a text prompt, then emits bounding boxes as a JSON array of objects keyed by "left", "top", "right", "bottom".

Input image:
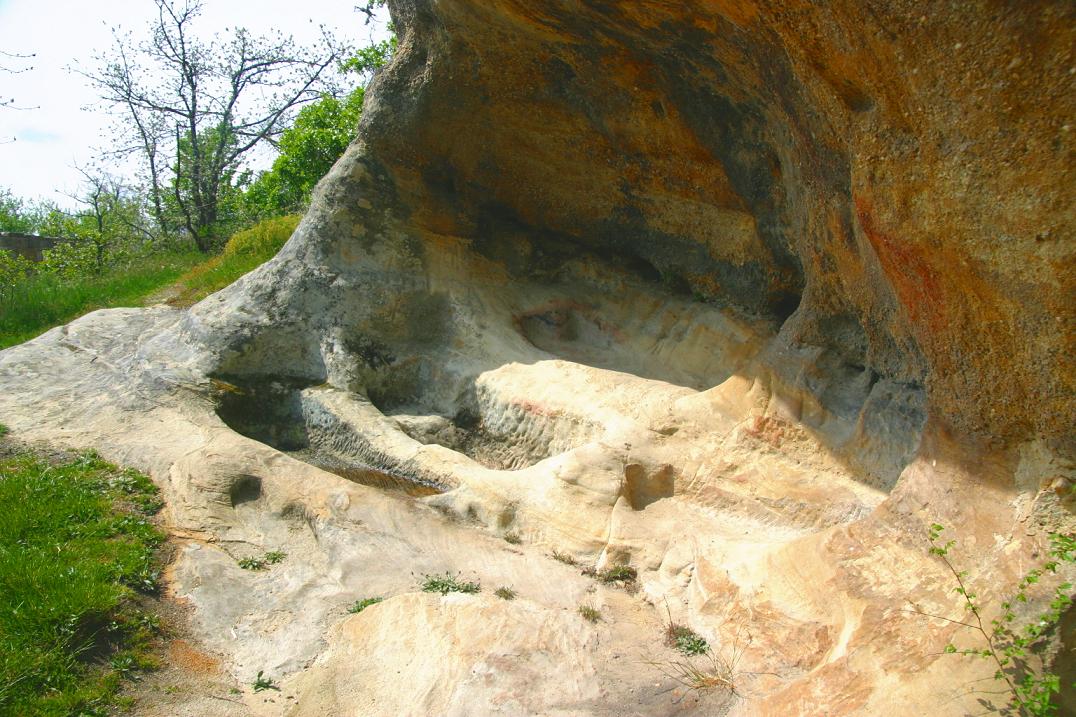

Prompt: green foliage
[
  {"left": 237, "top": 557, "right": 265, "bottom": 571},
  {"left": 419, "top": 572, "right": 481, "bottom": 595},
  {"left": 164, "top": 123, "right": 250, "bottom": 249},
  {"left": 578, "top": 605, "right": 602, "bottom": 623},
  {"left": 0, "top": 250, "right": 33, "bottom": 303},
  {"left": 237, "top": 550, "right": 286, "bottom": 571},
  {"left": 171, "top": 215, "right": 300, "bottom": 305},
  {"left": 0, "top": 425, "right": 7, "bottom": 437},
  {"left": 241, "top": 35, "right": 396, "bottom": 220},
  {"left": 589, "top": 564, "right": 638, "bottom": 584},
  {"left": 666, "top": 625, "right": 709, "bottom": 656},
  {"left": 252, "top": 670, "right": 278, "bottom": 692},
  {"left": 494, "top": 587, "right": 517, "bottom": 601},
  {"left": 503, "top": 531, "right": 521, "bottom": 545},
  {"left": 339, "top": 36, "right": 396, "bottom": 76},
  {"left": 923, "top": 524, "right": 1074, "bottom": 716},
  {"left": 0, "top": 187, "right": 37, "bottom": 233},
  {"left": 0, "top": 450, "right": 164, "bottom": 715},
  {"left": 243, "top": 88, "right": 365, "bottom": 217},
  {"left": 347, "top": 597, "right": 383, "bottom": 614}
]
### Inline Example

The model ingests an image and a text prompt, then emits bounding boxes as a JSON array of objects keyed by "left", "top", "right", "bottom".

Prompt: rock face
[{"left": 0, "top": 1, "right": 1073, "bottom": 716}]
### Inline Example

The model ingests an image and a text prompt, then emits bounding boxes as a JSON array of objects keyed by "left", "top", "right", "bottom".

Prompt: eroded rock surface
[{"left": 0, "top": 1, "right": 1073, "bottom": 715}]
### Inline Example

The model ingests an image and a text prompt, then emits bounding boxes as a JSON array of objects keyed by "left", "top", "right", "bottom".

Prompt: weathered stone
[{"left": 0, "top": 1, "right": 1073, "bottom": 715}]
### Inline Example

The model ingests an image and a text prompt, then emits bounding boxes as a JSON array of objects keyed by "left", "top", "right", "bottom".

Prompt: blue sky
[{"left": 0, "top": 0, "right": 389, "bottom": 206}]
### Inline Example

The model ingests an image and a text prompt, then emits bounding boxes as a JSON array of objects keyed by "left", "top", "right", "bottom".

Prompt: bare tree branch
[{"left": 76, "top": 0, "right": 348, "bottom": 250}]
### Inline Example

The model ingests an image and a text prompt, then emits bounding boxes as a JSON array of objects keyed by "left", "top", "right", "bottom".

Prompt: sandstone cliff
[{"left": 0, "top": 1, "right": 1072, "bottom": 715}]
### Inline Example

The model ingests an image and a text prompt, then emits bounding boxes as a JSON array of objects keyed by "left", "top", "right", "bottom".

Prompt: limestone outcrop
[{"left": 0, "top": 1, "right": 1072, "bottom": 715}]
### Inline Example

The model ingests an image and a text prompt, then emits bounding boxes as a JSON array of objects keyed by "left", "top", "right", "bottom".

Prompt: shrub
[
  {"left": 912, "top": 524, "right": 1074, "bottom": 716},
  {"left": 494, "top": 587, "right": 517, "bottom": 600},
  {"left": 503, "top": 531, "right": 521, "bottom": 545}
]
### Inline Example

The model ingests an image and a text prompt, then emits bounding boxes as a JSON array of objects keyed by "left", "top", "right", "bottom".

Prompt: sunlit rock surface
[{"left": 0, "top": 1, "right": 1072, "bottom": 715}]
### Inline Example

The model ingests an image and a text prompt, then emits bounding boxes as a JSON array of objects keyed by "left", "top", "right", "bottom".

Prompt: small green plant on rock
[
  {"left": 0, "top": 423, "right": 8, "bottom": 437},
  {"left": 239, "top": 550, "right": 287, "bottom": 571},
  {"left": 238, "top": 556, "right": 266, "bottom": 571},
  {"left": 252, "top": 670, "right": 278, "bottom": 692},
  {"left": 913, "top": 524, "right": 1074, "bottom": 716},
  {"left": 595, "top": 564, "right": 637, "bottom": 584},
  {"left": 495, "top": 586, "right": 517, "bottom": 600},
  {"left": 348, "top": 597, "right": 383, "bottom": 614},
  {"left": 578, "top": 604, "right": 601, "bottom": 623},
  {"left": 420, "top": 572, "right": 481, "bottom": 595},
  {"left": 667, "top": 624, "right": 709, "bottom": 656},
  {"left": 503, "top": 531, "right": 521, "bottom": 545}
]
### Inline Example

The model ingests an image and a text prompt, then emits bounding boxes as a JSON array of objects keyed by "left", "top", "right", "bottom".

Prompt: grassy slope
[
  {"left": 0, "top": 439, "right": 164, "bottom": 716},
  {"left": 0, "top": 251, "right": 204, "bottom": 350},
  {"left": 0, "top": 214, "right": 300, "bottom": 350},
  {"left": 170, "top": 215, "right": 300, "bottom": 306}
]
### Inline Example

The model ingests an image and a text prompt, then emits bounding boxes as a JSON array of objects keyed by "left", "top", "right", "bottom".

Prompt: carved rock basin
[{"left": 0, "top": 1, "right": 1072, "bottom": 715}]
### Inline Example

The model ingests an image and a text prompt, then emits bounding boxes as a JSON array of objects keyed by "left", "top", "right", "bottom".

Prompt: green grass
[
  {"left": 593, "top": 564, "right": 632, "bottom": 581},
  {"left": 0, "top": 250, "right": 204, "bottom": 349},
  {"left": 551, "top": 550, "right": 577, "bottom": 566},
  {"left": 578, "top": 605, "right": 602, "bottom": 623},
  {"left": 0, "top": 449, "right": 165, "bottom": 716},
  {"left": 170, "top": 215, "right": 300, "bottom": 305},
  {"left": 419, "top": 572, "right": 481, "bottom": 595},
  {"left": 0, "top": 214, "right": 299, "bottom": 350}
]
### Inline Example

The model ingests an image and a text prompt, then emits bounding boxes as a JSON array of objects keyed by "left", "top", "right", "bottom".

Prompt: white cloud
[{"left": 0, "top": 0, "right": 389, "bottom": 206}]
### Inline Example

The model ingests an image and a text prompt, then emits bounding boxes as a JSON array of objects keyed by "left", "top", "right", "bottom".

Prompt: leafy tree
[
  {"left": 82, "top": 0, "right": 348, "bottom": 251},
  {"left": 0, "top": 188, "right": 37, "bottom": 233},
  {"left": 244, "top": 88, "right": 364, "bottom": 217},
  {"left": 243, "top": 37, "right": 395, "bottom": 218}
]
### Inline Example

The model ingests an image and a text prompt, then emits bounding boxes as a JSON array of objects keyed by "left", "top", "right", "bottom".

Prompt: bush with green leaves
[
  {"left": 0, "top": 250, "right": 33, "bottom": 303},
  {"left": 919, "top": 524, "right": 1074, "bottom": 716}
]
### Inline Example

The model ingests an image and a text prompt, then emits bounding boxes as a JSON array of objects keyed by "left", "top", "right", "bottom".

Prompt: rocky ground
[{"left": 0, "top": 0, "right": 1072, "bottom": 714}]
